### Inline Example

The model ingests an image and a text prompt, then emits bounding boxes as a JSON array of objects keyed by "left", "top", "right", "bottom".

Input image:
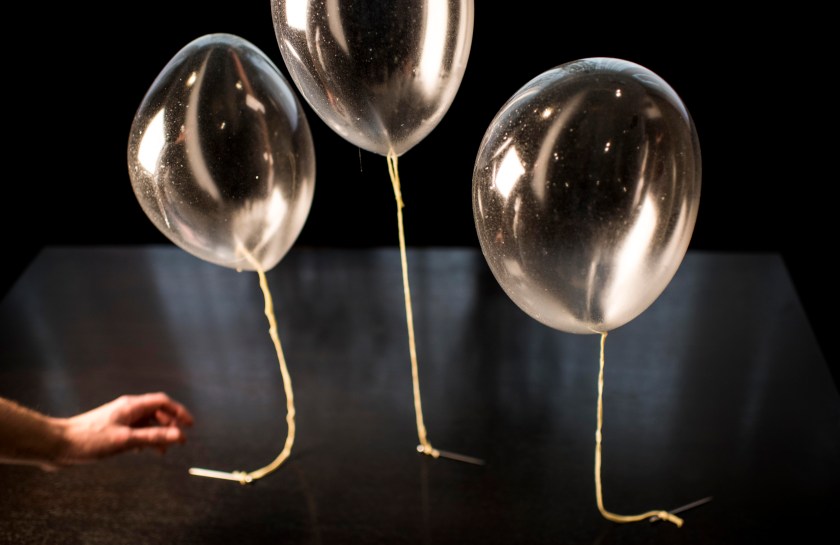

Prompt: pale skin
[{"left": 0, "top": 392, "right": 194, "bottom": 470}]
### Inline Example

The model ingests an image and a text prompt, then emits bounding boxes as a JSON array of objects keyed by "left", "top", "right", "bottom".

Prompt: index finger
[{"left": 124, "top": 392, "right": 194, "bottom": 427}]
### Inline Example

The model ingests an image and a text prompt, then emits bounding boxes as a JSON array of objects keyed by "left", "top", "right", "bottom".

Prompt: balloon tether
[
  {"left": 189, "top": 247, "right": 296, "bottom": 483},
  {"left": 386, "top": 149, "right": 484, "bottom": 466},
  {"left": 594, "top": 331, "right": 685, "bottom": 526}
]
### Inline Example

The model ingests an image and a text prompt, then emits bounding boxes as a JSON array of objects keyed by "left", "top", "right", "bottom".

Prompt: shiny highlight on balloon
[
  {"left": 128, "top": 33, "right": 316, "bottom": 272},
  {"left": 271, "top": 0, "right": 474, "bottom": 156},
  {"left": 473, "top": 58, "right": 701, "bottom": 334}
]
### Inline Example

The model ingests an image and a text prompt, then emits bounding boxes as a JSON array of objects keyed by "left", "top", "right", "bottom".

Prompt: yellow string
[
  {"left": 188, "top": 250, "right": 296, "bottom": 484},
  {"left": 386, "top": 149, "right": 439, "bottom": 459},
  {"left": 594, "top": 331, "right": 683, "bottom": 527}
]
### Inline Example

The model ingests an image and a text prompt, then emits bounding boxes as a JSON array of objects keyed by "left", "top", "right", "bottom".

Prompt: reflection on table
[{"left": 0, "top": 246, "right": 837, "bottom": 544}]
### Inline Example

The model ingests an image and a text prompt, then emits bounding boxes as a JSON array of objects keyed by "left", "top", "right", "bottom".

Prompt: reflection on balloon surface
[
  {"left": 128, "top": 33, "right": 315, "bottom": 272},
  {"left": 271, "top": 0, "right": 474, "bottom": 156},
  {"left": 272, "top": 1, "right": 481, "bottom": 464},
  {"left": 473, "top": 58, "right": 701, "bottom": 334}
]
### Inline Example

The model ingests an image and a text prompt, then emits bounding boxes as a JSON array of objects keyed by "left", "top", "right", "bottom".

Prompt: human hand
[{"left": 54, "top": 392, "right": 194, "bottom": 466}]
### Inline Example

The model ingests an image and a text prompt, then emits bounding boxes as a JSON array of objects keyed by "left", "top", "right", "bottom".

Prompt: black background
[{"left": 4, "top": 3, "right": 831, "bottom": 384}]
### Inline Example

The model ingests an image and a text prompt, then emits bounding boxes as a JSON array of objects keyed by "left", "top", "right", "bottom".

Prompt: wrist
[
  {"left": 0, "top": 398, "right": 68, "bottom": 469},
  {"left": 43, "top": 416, "right": 70, "bottom": 467}
]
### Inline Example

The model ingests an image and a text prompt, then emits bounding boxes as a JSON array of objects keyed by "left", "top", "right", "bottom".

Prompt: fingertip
[
  {"left": 177, "top": 415, "right": 195, "bottom": 428},
  {"left": 165, "top": 426, "right": 182, "bottom": 442},
  {"left": 155, "top": 409, "right": 174, "bottom": 426}
]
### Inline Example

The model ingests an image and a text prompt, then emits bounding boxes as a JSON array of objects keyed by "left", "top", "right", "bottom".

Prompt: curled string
[
  {"left": 188, "top": 248, "right": 296, "bottom": 484},
  {"left": 594, "top": 331, "right": 683, "bottom": 527},
  {"left": 386, "top": 149, "right": 484, "bottom": 466},
  {"left": 387, "top": 149, "right": 438, "bottom": 458}
]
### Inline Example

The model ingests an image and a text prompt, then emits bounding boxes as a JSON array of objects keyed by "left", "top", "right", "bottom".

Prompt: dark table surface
[{"left": 1, "top": 246, "right": 837, "bottom": 544}]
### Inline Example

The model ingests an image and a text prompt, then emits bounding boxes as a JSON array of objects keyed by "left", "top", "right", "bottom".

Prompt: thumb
[{"left": 125, "top": 426, "right": 186, "bottom": 450}]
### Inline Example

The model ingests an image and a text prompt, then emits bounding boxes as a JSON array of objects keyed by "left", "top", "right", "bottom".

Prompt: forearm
[{"left": 0, "top": 397, "right": 65, "bottom": 468}]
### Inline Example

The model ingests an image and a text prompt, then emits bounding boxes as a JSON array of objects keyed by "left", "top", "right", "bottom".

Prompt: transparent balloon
[
  {"left": 473, "top": 58, "right": 701, "bottom": 334},
  {"left": 127, "top": 33, "right": 316, "bottom": 272},
  {"left": 272, "top": 0, "right": 481, "bottom": 464},
  {"left": 271, "top": 0, "right": 474, "bottom": 156}
]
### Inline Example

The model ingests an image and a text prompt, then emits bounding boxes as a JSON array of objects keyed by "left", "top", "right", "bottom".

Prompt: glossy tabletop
[{"left": 0, "top": 246, "right": 837, "bottom": 544}]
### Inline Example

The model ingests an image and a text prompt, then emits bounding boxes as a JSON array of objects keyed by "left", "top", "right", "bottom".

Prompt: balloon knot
[
  {"left": 655, "top": 511, "right": 684, "bottom": 528},
  {"left": 417, "top": 444, "right": 440, "bottom": 458},
  {"left": 233, "top": 471, "right": 254, "bottom": 485}
]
